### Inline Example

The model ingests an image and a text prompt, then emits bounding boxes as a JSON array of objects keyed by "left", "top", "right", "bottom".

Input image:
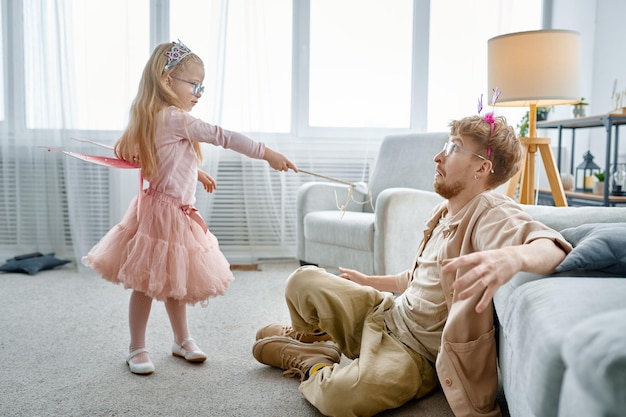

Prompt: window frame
[
  {"left": 1, "top": 0, "right": 548, "bottom": 139},
  {"left": 291, "top": 0, "right": 429, "bottom": 139},
  {"left": 2, "top": 0, "right": 430, "bottom": 139}
]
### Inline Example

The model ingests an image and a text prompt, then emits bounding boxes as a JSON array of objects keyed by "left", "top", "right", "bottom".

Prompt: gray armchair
[{"left": 296, "top": 132, "right": 448, "bottom": 275}]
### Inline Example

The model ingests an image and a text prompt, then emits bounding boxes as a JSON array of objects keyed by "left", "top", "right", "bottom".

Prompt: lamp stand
[{"left": 504, "top": 104, "right": 568, "bottom": 206}]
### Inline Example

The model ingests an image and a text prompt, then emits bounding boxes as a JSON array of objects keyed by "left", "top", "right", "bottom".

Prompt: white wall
[
  {"left": 539, "top": 0, "right": 626, "bottom": 183},
  {"left": 589, "top": 0, "right": 626, "bottom": 164}
]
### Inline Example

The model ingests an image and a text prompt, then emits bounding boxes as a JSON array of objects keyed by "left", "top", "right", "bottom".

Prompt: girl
[{"left": 83, "top": 40, "right": 297, "bottom": 375}]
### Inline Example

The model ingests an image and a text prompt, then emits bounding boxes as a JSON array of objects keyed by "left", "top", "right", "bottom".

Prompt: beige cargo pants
[{"left": 285, "top": 266, "right": 437, "bottom": 417}]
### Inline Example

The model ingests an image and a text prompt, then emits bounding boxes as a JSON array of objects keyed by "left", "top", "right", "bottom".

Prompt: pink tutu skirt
[{"left": 83, "top": 188, "right": 234, "bottom": 306}]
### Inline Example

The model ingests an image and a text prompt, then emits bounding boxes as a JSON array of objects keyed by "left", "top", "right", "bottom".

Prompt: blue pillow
[
  {"left": 0, "top": 252, "right": 71, "bottom": 275},
  {"left": 555, "top": 223, "right": 626, "bottom": 275}
]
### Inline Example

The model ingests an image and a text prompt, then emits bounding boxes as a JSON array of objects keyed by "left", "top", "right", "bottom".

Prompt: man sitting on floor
[{"left": 252, "top": 113, "right": 571, "bottom": 417}]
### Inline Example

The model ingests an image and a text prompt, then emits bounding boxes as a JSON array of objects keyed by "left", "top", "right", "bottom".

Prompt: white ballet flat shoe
[
  {"left": 172, "top": 337, "right": 207, "bottom": 363},
  {"left": 126, "top": 348, "right": 155, "bottom": 375}
]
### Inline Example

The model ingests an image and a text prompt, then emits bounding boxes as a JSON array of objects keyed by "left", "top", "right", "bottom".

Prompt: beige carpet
[{"left": 0, "top": 260, "right": 500, "bottom": 416}]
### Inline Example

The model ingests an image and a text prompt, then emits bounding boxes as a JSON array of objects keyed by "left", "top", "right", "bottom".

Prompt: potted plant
[
  {"left": 573, "top": 97, "right": 589, "bottom": 118},
  {"left": 517, "top": 107, "right": 552, "bottom": 137},
  {"left": 593, "top": 170, "right": 605, "bottom": 195}
]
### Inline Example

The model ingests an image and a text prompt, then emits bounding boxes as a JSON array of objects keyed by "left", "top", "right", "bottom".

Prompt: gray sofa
[
  {"left": 495, "top": 204, "right": 626, "bottom": 417},
  {"left": 297, "top": 132, "right": 447, "bottom": 275}
]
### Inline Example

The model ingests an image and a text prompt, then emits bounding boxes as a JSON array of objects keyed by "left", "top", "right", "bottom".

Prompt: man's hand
[
  {"left": 338, "top": 267, "right": 369, "bottom": 285},
  {"left": 338, "top": 267, "right": 401, "bottom": 293},
  {"left": 441, "top": 247, "right": 521, "bottom": 314},
  {"left": 442, "top": 239, "right": 566, "bottom": 314}
]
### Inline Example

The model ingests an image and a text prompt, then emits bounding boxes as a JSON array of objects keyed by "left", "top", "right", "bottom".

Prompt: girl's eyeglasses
[
  {"left": 442, "top": 141, "right": 488, "bottom": 161},
  {"left": 171, "top": 76, "right": 205, "bottom": 96}
]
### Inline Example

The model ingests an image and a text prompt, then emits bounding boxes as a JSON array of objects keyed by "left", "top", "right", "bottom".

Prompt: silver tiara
[{"left": 163, "top": 39, "right": 192, "bottom": 73}]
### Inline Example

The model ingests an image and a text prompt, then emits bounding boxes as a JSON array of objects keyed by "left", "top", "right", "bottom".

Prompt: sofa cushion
[
  {"left": 521, "top": 205, "right": 626, "bottom": 231},
  {"left": 559, "top": 309, "right": 626, "bottom": 417},
  {"left": 304, "top": 211, "right": 374, "bottom": 251},
  {"left": 556, "top": 223, "right": 626, "bottom": 274},
  {"left": 0, "top": 252, "right": 71, "bottom": 275}
]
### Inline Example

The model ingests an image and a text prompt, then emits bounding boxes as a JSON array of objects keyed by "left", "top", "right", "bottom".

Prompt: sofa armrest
[
  {"left": 559, "top": 308, "right": 626, "bottom": 417},
  {"left": 296, "top": 182, "right": 367, "bottom": 261},
  {"left": 373, "top": 188, "right": 443, "bottom": 275}
]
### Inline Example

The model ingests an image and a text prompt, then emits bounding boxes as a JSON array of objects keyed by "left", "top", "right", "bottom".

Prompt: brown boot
[
  {"left": 252, "top": 336, "right": 341, "bottom": 380},
  {"left": 255, "top": 323, "right": 334, "bottom": 343}
]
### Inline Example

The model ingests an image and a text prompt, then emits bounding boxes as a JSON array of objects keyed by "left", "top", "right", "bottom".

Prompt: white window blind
[
  {"left": 0, "top": 147, "right": 73, "bottom": 259},
  {"left": 195, "top": 140, "right": 377, "bottom": 264},
  {"left": 64, "top": 150, "right": 113, "bottom": 261},
  {"left": 0, "top": 140, "right": 377, "bottom": 264}
]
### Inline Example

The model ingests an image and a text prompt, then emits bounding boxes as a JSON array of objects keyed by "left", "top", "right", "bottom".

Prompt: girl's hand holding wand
[{"left": 263, "top": 147, "right": 298, "bottom": 173}]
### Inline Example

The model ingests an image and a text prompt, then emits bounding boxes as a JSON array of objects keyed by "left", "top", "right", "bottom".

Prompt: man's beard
[{"left": 434, "top": 179, "right": 464, "bottom": 200}]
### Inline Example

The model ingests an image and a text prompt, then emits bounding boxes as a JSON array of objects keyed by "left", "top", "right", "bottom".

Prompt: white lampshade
[{"left": 488, "top": 30, "right": 581, "bottom": 107}]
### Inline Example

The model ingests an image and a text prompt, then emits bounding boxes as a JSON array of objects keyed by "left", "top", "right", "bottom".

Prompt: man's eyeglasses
[
  {"left": 442, "top": 141, "right": 489, "bottom": 161},
  {"left": 171, "top": 76, "right": 205, "bottom": 96}
]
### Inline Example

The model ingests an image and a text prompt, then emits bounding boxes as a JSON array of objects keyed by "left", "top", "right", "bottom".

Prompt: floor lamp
[{"left": 488, "top": 30, "right": 581, "bottom": 206}]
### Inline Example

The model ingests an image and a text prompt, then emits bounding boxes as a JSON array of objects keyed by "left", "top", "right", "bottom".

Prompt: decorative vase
[
  {"left": 593, "top": 181, "right": 604, "bottom": 195},
  {"left": 560, "top": 172, "right": 574, "bottom": 191},
  {"left": 611, "top": 164, "right": 626, "bottom": 195}
]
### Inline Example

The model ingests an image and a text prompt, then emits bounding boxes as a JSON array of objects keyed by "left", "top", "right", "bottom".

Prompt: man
[{"left": 252, "top": 114, "right": 571, "bottom": 417}]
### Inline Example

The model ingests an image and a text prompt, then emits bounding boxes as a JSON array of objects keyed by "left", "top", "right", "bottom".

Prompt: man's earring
[{"left": 474, "top": 175, "right": 479, "bottom": 181}]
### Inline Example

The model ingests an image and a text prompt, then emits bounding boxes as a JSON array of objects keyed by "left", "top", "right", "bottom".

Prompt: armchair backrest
[{"left": 366, "top": 132, "right": 449, "bottom": 212}]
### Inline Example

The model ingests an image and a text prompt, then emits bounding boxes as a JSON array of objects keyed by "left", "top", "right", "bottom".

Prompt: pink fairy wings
[
  {"left": 44, "top": 138, "right": 139, "bottom": 169},
  {"left": 45, "top": 138, "right": 144, "bottom": 219},
  {"left": 45, "top": 148, "right": 139, "bottom": 169}
]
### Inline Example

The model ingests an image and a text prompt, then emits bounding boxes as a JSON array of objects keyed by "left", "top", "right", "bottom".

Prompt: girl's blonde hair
[
  {"left": 449, "top": 115, "right": 522, "bottom": 188},
  {"left": 114, "top": 42, "right": 204, "bottom": 179}
]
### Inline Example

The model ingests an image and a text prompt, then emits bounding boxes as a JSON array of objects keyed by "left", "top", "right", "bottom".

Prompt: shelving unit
[
  {"left": 537, "top": 188, "right": 626, "bottom": 207},
  {"left": 537, "top": 113, "right": 626, "bottom": 206}
]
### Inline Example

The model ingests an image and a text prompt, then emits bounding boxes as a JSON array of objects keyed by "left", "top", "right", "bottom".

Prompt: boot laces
[
  {"left": 283, "top": 326, "right": 308, "bottom": 341},
  {"left": 281, "top": 354, "right": 309, "bottom": 381},
  {"left": 284, "top": 326, "right": 327, "bottom": 341}
]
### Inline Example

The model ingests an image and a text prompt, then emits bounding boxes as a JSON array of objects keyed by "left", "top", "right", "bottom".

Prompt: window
[
  {"left": 171, "top": 0, "right": 421, "bottom": 137},
  {"left": 23, "top": 0, "right": 149, "bottom": 131},
  {"left": 308, "top": 0, "right": 414, "bottom": 129},
  {"left": 170, "top": 0, "right": 292, "bottom": 133},
  {"left": 14, "top": 0, "right": 545, "bottom": 134}
]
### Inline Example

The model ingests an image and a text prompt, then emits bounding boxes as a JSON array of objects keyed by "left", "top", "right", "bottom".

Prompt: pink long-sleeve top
[{"left": 150, "top": 106, "right": 266, "bottom": 205}]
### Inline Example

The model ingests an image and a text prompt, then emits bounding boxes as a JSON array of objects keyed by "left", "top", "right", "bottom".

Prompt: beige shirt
[
  {"left": 389, "top": 192, "right": 571, "bottom": 417},
  {"left": 152, "top": 107, "right": 265, "bottom": 204},
  {"left": 384, "top": 216, "right": 448, "bottom": 362}
]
